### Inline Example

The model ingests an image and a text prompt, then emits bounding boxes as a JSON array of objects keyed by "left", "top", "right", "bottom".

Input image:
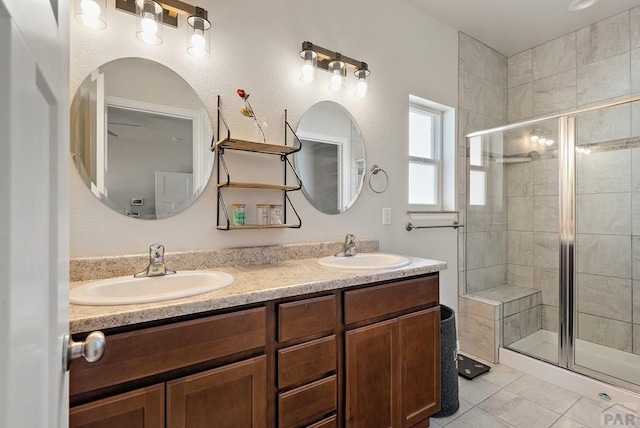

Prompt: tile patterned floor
[{"left": 430, "top": 356, "right": 639, "bottom": 428}]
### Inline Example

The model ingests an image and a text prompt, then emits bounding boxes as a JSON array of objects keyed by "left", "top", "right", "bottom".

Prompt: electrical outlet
[{"left": 382, "top": 208, "right": 391, "bottom": 225}]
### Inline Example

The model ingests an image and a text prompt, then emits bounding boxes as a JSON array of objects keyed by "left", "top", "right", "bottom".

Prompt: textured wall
[{"left": 69, "top": 0, "right": 460, "bottom": 310}]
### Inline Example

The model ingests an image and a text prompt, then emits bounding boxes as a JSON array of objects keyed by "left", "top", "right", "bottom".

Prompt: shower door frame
[{"left": 466, "top": 96, "right": 640, "bottom": 393}]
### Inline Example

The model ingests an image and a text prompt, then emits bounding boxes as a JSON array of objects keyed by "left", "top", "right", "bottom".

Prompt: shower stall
[{"left": 464, "top": 97, "right": 640, "bottom": 392}]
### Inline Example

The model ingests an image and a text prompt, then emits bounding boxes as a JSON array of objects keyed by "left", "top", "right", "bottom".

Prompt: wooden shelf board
[
  {"left": 218, "top": 182, "right": 301, "bottom": 191},
  {"left": 217, "top": 223, "right": 301, "bottom": 230},
  {"left": 216, "top": 138, "right": 299, "bottom": 155}
]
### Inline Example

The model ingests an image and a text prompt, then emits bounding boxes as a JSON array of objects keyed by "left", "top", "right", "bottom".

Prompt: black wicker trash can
[{"left": 432, "top": 304, "right": 459, "bottom": 418}]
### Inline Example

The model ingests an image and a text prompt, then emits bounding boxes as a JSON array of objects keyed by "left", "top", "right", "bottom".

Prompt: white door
[
  {"left": 0, "top": 0, "right": 70, "bottom": 427},
  {"left": 155, "top": 171, "right": 194, "bottom": 219}
]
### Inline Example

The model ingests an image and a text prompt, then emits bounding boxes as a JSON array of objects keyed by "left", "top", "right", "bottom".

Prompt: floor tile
[
  {"left": 446, "top": 407, "right": 515, "bottom": 427},
  {"left": 481, "top": 363, "right": 524, "bottom": 388},
  {"left": 478, "top": 389, "right": 562, "bottom": 428},
  {"left": 430, "top": 398, "right": 473, "bottom": 426},
  {"left": 564, "top": 397, "right": 639, "bottom": 428},
  {"left": 551, "top": 417, "right": 588, "bottom": 428},
  {"left": 505, "top": 374, "right": 581, "bottom": 413},
  {"left": 459, "top": 377, "right": 501, "bottom": 405},
  {"left": 429, "top": 419, "right": 443, "bottom": 428}
]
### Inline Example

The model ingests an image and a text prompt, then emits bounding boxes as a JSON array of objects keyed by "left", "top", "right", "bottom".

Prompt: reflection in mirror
[
  {"left": 295, "top": 101, "right": 366, "bottom": 214},
  {"left": 70, "top": 57, "right": 214, "bottom": 219}
]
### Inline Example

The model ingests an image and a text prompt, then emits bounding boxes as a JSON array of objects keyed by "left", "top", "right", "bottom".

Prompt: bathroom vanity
[{"left": 68, "top": 256, "right": 444, "bottom": 428}]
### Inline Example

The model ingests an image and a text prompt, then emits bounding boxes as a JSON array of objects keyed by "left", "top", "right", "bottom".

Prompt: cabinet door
[
  {"left": 345, "top": 319, "right": 399, "bottom": 428},
  {"left": 399, "top": 307, "right": 441, "bottom": 427},
  {"left": 167, "top": 355, "right": 267, "bottom": 428},
  {"left": 69, "top": 384, "right": 164, "bottom": 428}
]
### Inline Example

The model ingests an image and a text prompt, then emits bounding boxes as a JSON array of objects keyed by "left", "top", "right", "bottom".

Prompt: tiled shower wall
[
  {"left": 459, "top": 7, "right": 640, "bottom": 361},
  {"left": 458, "top": 33, "right": 508, "bottom": 295},
  {"left": 505, "top": 7, "right": 640, "bottom": 354},
  {"left": 457, "top": 33, "right": 507, "bottom": 362}
]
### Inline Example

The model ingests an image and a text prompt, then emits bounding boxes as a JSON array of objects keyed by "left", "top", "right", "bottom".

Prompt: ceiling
[{"left": 404, "top": 0, "right": 640, "bottom": 57}]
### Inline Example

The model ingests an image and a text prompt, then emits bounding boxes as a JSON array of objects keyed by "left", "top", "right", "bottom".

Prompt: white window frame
[{"left": 408, "top": 104, "right": 443, "bottom": 211}]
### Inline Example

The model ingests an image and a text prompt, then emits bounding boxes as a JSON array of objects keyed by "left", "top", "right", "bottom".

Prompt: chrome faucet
[
  {"left": 134, "top": 244, "right": 176, "bottom": 278},
  {"left": 335, "top": 234, "right": 357, "bottom": 257}
]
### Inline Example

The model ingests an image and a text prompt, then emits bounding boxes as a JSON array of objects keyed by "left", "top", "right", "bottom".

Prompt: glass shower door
[
  {"left": 572, "top": 101, "right": 640, "bottom": 389},
  {"left": 465, "top": 117, "right": 562, "bottom": 364}
]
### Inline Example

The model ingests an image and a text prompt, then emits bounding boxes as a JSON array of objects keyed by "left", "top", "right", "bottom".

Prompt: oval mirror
[
  {"left": 70, "top": 58, "right": 214, "bottom": 219},
  {"left": 295, "top": 101, "right": 366, "bottom": 214}
]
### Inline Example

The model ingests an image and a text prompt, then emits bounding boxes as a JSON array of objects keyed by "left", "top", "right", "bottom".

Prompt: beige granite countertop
[{"left": 70, "top": 256, "right": 446, "bottom": 334}]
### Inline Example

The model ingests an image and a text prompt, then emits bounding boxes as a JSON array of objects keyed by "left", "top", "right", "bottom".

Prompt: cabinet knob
[{"left": 63, "top": 331, "right": 106, "bottom": 371}]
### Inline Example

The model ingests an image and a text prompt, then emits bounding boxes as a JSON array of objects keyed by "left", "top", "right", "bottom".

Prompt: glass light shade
[
  {"left": 354, "top": 66, "right": 370, "bottom": 98},
  {"left": 136, "top": 0, "right": 163, "bottom": 45},
  {"left": 299, "top": 49, "right": 317, "bottom": 83},
  {"left": 328, "top": 59, "right": 346, "bottom": 92},
  {"left": 75, "top": 0, "right": 107, "bottom": 30},
  {"left": 546, "top": 139, "right": 554, "bottom": 146},
  {"left": 530, "top": 134, "right": 539, "bottom": 142},
  {"left": 187, "top": 16, "right": 211, "bottom": 58},
  {"left": 538, "top": 137, "right": 547, "bottom": 145}
]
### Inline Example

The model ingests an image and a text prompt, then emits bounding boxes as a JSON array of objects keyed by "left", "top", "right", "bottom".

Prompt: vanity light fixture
[
  {"left": 328, "top": 54, "right": 346, "bottom": 92},
  {"left": 299, "top": 43, "right": 318, "bottom": 83},
  {"left": 299, "top": 41, "right": 371, "bottom": 97},
  {"left": 110, "top": 0, "right": 211, "bottom": 57},
  {"left": 75, "top": 0, "right": 107, "bottom": 29},
  {"left": 136, "top": 0, "right": 163, "bottom": 45},
  {"left": 187, "top": 15, "right": 211, "bottom": 58},
  {"left": 354, "top": 63, "right": 370, "bottom": 98}
]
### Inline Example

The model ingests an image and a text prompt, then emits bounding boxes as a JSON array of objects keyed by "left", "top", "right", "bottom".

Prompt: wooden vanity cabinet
[
  {"left": 276, "top": 295, "right": 339, "bottom": 428},
  {"left": 70, "top": 273, "right": 441, "bottom": 428},
  {"left": 69, "top": 307, "right": 268, "bottom": 428},
  {"left": 69, "top": 384, "right": 164, "bottom": 428},
  {"left": 344, "top": 276, "right": 441, "bottom": 428}
]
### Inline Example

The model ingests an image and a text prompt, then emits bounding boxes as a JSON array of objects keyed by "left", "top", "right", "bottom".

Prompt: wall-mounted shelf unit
[{"left": 213, "top": 96, "right": 303, "bottom": 230}]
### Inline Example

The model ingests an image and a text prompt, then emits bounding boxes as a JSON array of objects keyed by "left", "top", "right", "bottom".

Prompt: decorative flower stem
[{"left": 237, "top": 89, "right": 266, "bottom": 143}]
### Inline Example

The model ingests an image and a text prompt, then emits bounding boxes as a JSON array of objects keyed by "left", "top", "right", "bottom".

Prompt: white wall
[{"left": 70, "top": 0, "right": 459, "bottom": 310}]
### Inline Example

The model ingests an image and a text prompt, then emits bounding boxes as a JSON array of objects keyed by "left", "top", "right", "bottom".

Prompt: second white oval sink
[
  {"left": 317, "top": 253, "right": 411, "bottom": 270},
  {"left": 70, "top": 270, "right": 235, "bottom": 306}
]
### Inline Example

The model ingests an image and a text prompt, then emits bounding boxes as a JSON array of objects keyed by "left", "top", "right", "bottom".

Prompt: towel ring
[{"left": 368, "top": 164, "right": 389, "bottom": 194}]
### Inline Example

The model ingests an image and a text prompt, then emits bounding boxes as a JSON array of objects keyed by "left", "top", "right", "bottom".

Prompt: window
[
  {"left": 408, "top": 104, "right": 442, "bottom": 210},
  {"left": 468, "top": 135, "right": 486, "bottom": 206}
]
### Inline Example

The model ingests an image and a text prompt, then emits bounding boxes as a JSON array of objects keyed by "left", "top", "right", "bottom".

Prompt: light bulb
[
  {"left": 538, "top": 137, "right": 547, "bottom": 145},
  {"left": 141, "top": 13, "right": 158, "bottom": 36},
  {"left": 191, "top": 32, "right": 206, "bottom": 50},
  {"left": 530, "top": 135, "right": 539, "bottom": 143},
  {"left": 546, "top": 139, "right": 553, "bottom": 146},
  {"left": 301, "top": 61, "right": 315, "bottom": 83},
  {"left": 81, "top": 0, "right": 101, "bottom": 17},
  {"left": 355, "top": 78, "right": 368, "bottom": 98},
  {"left": 329, "top": 71, "right": 344, "bottom": 92},
  {"left": 327, "top": 58, "right": 345, "bottom": 92},
  {"left": 77, "top": 0, "right": 105, "bottom": 29}
]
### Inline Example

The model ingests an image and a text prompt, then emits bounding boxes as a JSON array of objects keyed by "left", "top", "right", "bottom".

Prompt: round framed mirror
[
  {"left": 295, "top": 101, "right": 366, "bottom": 214},
  {"left": 70, "top": 57, "right": 214, "bottom": 220}
]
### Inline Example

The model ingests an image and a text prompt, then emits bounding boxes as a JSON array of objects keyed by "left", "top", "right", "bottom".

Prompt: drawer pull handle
[{"left": 64, "top": 331, "right": 106, "bottom": 371}]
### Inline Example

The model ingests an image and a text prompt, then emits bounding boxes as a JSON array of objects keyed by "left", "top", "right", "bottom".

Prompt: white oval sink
[
  {"left": 317, "top": 253, "right": 411, "bottom": 270},
  {"left": 70, "top": 270, "right": 235, "bottom": 306}
]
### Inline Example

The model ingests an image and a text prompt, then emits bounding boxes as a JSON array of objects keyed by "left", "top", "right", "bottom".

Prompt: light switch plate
[{"left": 382, "top": 208, "right": 391, "bottom": 225}]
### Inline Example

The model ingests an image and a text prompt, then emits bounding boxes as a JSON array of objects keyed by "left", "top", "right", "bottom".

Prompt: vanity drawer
[
  {"left": 278, "top": 295, "right": 336, "bottom": 342},
  {"left": 344, "top": 276, "right": 438, "bottom": 325},
  {"left": 278, "top": 375, "right": 337, "bottom": 428},
  {"left": 278, "top": 335, "right": 336, "bottom": 389},
  {"left": 307, "top": 415, "right": 337, "bottom": 428},
  {"left": 70, "top": 307, "right": 266, "bottom": 396}
]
